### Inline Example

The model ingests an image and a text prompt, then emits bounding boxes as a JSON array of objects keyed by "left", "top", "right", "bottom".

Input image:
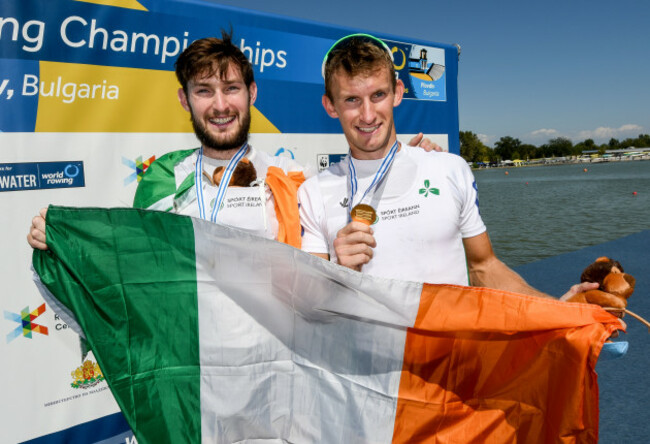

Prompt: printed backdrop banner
[{"left": 0, "top": 1, "right": 459, "bottom": 442}]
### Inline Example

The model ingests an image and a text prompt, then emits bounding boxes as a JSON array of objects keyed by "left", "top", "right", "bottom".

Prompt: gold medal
[{"left": 350, "top": 204, "right": 377, "bottom": 225}]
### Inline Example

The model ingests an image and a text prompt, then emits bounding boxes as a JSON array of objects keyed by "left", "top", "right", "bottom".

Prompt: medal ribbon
[
  {"left": 347, "top": 140, "right": 399, "bottom": 220},
  {"left": 195, "top": 143, "right": 249, "bottom": 222}
]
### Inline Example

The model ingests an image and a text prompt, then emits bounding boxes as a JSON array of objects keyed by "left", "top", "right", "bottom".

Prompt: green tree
[
  {"left": 620, "top": 138, "right": 635, "bottom": 149},
  {"left": 519, "top": 143, "right": 538, "bottom": 160},
  {"left": 459, "top": 131, "right": 489, "bottom": 163},
  {"left": 546, "top": 137, "right": 573, "bottom": 157},
  {"left": 637, "top": 134, "right": 650, "bottom": 147},
  {"left": 494, "top": 136, "right": 521, "bottom": 161},
  {"left": 608, "top": 138, "right": 620, "bottom": 149}
]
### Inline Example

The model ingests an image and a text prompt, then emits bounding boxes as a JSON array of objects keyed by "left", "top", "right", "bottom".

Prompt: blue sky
[{"left": 206, "top": 0, "right": 649, "bottom": 147}]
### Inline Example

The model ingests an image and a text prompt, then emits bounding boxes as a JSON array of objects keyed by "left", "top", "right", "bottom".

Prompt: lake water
[{"left": 474, "top": 160, "right": 650, "bottom": 267}]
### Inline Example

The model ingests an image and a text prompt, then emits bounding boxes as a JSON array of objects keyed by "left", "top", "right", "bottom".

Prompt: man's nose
[
  {"left": 359, "top": 99, "right": 376, "bottom": 123},
  {"left": 211, "top": 91, "right": 229, "bottom": 112}
]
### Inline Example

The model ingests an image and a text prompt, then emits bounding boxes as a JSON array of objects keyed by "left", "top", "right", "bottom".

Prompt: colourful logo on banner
[
  {"left": 386, "top": 40, "right": 447, "bottom": 102},
  {"left": 4, "top": 303, "right": 49, "bottom": 343},
  {"left": 0, "top": 161, "right": 85, "bottom": 192},
  {"left": 274, "top": 147, "right": 295, "bottom": 159},
  {"left": 123, "top": 155, "right": 156, "bottom": 185},
  {"left": 317, "top": 153, "right": 347, "bottom": 172},
  {"left": 71, "top": 359, "right": 105, "bottom": 389}
]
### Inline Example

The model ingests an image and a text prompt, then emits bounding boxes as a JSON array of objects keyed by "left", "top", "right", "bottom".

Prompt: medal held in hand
[{"left": 350, "top": 204, "right": 377, "bottom": 225}]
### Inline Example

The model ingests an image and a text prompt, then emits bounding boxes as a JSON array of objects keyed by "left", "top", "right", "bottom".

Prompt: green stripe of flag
[{"left": 33, "top": 207, "right": 201, "bottom": 444}]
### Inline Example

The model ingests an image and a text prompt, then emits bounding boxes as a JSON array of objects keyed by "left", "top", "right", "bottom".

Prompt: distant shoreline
[{"left": 471, "top": 155, "right": 650, "bottom": 170}]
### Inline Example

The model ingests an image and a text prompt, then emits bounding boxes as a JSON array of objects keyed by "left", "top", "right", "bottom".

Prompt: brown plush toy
[
  {"left": 212, "top": 157, "right": 257, "bottom": 187},
  {"left": 567, "top": 256, "right": 636, "bottom": 309}
]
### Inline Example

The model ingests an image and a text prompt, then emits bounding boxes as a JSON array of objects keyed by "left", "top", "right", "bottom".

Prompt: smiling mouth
[
  {"left": 357, "top": 125, "right": 379, "bottom": 133},
  {"left": 209, "top": 116, "right": 236, "bottom": 126}
]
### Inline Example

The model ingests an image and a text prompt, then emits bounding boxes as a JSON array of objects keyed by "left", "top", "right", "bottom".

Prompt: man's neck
[
  {"left": 350, "top": 139, "right": 400, "bottom": 161},
  {"left": 202, "top": 145, "right": 248, "bottom": 160}
]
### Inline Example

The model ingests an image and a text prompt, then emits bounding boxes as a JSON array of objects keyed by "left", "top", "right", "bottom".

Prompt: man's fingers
[
  {"left": 406, "top": 133, "right": 443, "bottom": 152},
  {"left": 27, "top": 231, "right": 48, "bottom": 251},
  {"left": 335, "top": 229, "right": 376, "bottom": 248},
  {"left": 27, "top": 210, "right": 49, "bottom": 251},
  {"left": 334, "top": 221, "right": 376, "bottom": 271},
  {"left": 32, "top": 215, "right": 46, "bottom": 232},
  {"left": 419, "top": 139, "right": 442, "bottom": 152},
  {"left": 560, "top": 281, "right": 600, "bottom": 301},
  {"left": 338, "top": 220, "right": 373, "bottom": 236},
  {"left": 337, "top": 251, "right": 373, "bottom": 271},
  {"left": 408, "top": 132, "right": 424, "bottom": 147},
  {"left": 335, "top": 241, "right": 374, "bottom": 259}
]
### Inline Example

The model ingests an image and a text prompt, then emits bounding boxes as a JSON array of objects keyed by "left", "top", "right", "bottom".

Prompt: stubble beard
[{"left": 190, "top": 108, "right": 251, "bottom": 152}]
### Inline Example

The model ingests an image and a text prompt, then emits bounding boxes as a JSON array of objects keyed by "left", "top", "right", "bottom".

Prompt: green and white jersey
[{"left": 134, "top": 146, "right": 306, "bottom": 239}]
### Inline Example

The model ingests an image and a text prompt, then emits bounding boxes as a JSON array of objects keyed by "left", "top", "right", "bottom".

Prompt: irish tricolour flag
[{"left": 33, "top": 207, "right": 620, "bottom": 443}]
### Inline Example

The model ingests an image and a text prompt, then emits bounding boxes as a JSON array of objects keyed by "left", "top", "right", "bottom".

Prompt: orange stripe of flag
[{"left": 392, "top": 284, "right": 620, "bottom": 443}]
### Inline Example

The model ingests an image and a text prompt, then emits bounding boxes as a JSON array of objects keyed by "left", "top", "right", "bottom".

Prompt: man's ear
[
  {"left": 248, "top": 81, "right": 258, "bottom": 106},
  {"left": 178, "top": 88, "right": 190, "bottom": 112},
  {"left": 393, "top": 79, "right": 405, "bottom": 108},
  {"left": 322, "top": 94, "right": 339, "bottom": 118}
]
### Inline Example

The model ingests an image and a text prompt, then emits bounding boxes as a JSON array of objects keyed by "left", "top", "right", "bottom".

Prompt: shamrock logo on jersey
[{"left": 419, "top": 180, "right": 439, "bottom": 197}]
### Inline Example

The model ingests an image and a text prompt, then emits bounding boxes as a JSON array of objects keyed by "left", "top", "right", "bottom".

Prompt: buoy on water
[
  {"left": 633, "top": 191, "right": 637, "bottom": 196},
  {"left": 583, "top": 168, "right": 588, "bottom": 172},
  {"left": 505, "top": 171, "right": 509, "bottom": 175}
]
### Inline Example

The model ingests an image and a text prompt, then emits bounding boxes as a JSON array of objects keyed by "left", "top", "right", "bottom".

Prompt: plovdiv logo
[
  {"left": 123, "top": 155, "right": 156, "bottom": 186},
  {"left": 4, "top": 303, "right": 49, "bottom": 343},
  {"left": 419, "top": 180, "right": 439, "bottom": 197},
  {"left": 385, "top": 39, "right": 447, "bottom": 102},
  {"left": 71, "top": 359, "right": 105, "bottom": 389}
]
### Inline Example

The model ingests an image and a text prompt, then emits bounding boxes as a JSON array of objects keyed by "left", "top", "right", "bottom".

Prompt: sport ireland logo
[{"left": 419, "top": 179, "right": 439, "bottom": 197}]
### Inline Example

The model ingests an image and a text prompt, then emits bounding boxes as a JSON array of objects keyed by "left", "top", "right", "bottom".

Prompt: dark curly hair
[{"left": 175, "top": 29, "right": 254, "bottom": 94}]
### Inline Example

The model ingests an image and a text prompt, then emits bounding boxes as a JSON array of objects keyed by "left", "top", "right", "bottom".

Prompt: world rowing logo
[{"left": 4, "top": 303, "right": 49, "bottom": 343}]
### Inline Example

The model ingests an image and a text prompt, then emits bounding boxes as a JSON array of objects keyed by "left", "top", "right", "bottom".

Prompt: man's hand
[
  {"left": 559, "top": 282, "right": 600, "bottom": 301},
  {"left": 408, "top": 133, "right": 442, "bottom": 152},
  {"left": 27, "top": 208, "right": 48, "bottom": 251},
  {"left": 333, "top": 221, "right": 376, "bottom": 271},
  {"left": 560, "top": 281, "right": 627, "bottom": 331}
]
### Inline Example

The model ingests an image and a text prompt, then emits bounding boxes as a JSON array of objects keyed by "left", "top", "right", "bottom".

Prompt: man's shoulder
[
  {"left": 405, "top": 144, "right": 460, "bottom": 161},
  {"left": 309, "top": 158, "right": 347, "bottom": 185},
  {"left": 299, "top": 161, "right": 340, "bottom": 192},
  {"left": 404, "top": 145, "right": 468, "bottom": 170}
]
